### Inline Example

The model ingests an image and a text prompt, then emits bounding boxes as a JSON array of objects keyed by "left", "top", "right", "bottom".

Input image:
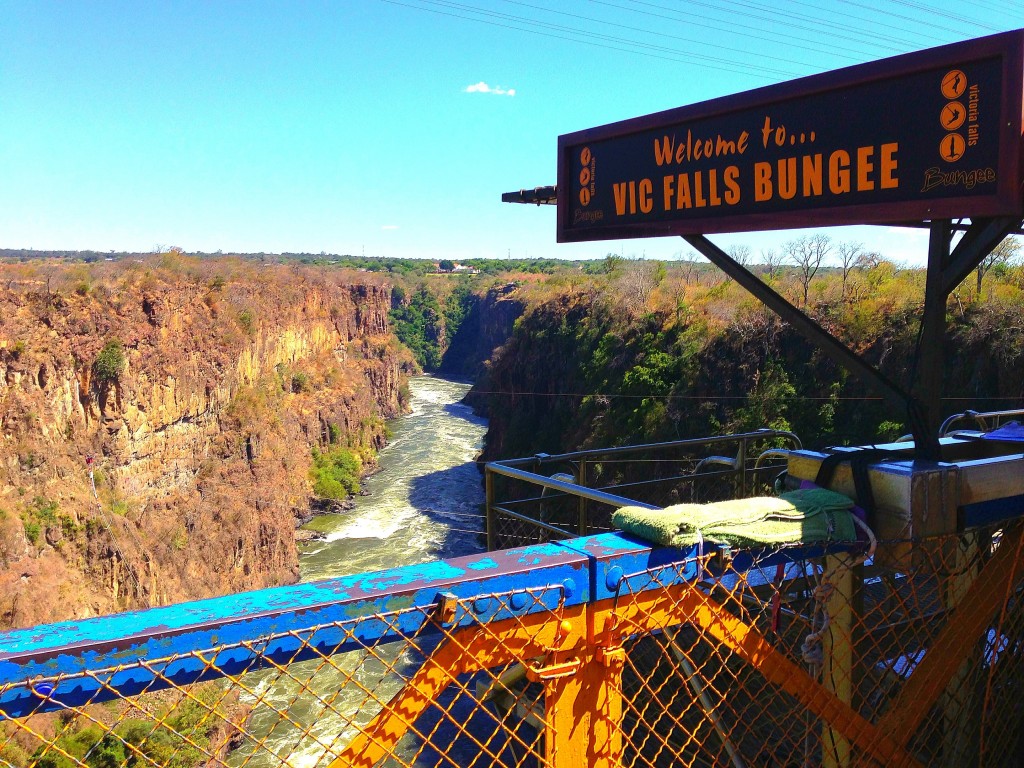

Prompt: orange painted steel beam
[
  {"left": 598, "top": 585, "right": 921, "bottom": 768},
  {"left": 873, "top": 523, "right": 1024, "bottom": 762},
  {"left": 319, "top": 527, "right": 1024, "bottom": 768},
  {"left": 330, "top": 606, "right": 584, "bottom": 768},
  {"left": 544, "top": 645, "right": 624, "bottom": 768}
]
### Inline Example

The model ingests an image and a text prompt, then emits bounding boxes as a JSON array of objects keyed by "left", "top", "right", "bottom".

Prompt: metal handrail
[
  {"left": 939, "top": 408, "right": 1024, "bottom": 437},
  {"left": 486, "top": 464, "right": 660, "bottom": 511},
  {"left": 0, "top": 541, "right": 590, "bottom": 719},
  {"left": 753, "top": 449, "right": 796, "bottom": 469},
  {"left": 491, "top": 429, "right": 801, "bottom": 470},
  {"left": 693, "top": 456, "right": 737, "bottom": 473},
  {"left": 485, "top": 431, "right": 803, "bottom": 549}
]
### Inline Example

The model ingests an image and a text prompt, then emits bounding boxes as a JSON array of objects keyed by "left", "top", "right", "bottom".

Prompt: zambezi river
[
  {"left": 299, "top": 375, "right": 487, "bottom": 579},
  {"left": 230, "top": 375, "right": 488, "bottom": 768}
]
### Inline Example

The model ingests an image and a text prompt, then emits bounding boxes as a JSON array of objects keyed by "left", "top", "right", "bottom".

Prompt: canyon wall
[
  {"left": 470, "top": 280, "right": 1024, "bottom": 462},
  {"left": 0, "top": 259, "right": 412, "bottom": 628},
  {"left": 440, "top": 283, "right": 525, "bottom": 383}
]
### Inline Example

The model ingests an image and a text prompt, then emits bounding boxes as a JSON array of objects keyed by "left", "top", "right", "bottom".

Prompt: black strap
[{"left": 814, "top": 448, "right": 902, "bottom": 518}]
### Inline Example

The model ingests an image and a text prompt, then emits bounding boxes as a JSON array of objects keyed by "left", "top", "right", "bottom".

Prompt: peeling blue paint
[
  {"left": 0, "top": 532, "right": 867, "bottom": 721},
  {"left": 0, "top": 536, "right": 596, "bottom": 719}
]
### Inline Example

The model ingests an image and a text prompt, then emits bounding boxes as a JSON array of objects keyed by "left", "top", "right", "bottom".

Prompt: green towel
[{"left": 611, "top": 488, "right": 856, "bottom": 548}]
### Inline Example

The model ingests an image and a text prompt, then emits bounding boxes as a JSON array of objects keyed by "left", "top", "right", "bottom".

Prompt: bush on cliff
[
  {"left": 310, "top": 446, "right": 361, "bottom": 499},
  {"left": 93, "top": 339, "right": 126, "bottom": 383},
  {"left": 32, "top": 685, "right": 224, "bottom": 768}
]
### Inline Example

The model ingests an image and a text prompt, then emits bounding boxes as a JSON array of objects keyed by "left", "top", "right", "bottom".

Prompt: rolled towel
[{"left": 611, "top": 487, "right": 856, "bottom": 548}]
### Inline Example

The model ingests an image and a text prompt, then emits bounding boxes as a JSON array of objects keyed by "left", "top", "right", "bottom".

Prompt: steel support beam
[
  {"left": 686, "top": 218, "right": 1023, "bottom": 458},
  {"left": 683, "top": 234, "right": 913, "bottom": 422},
  {"left": 941, "top": 216, "right": 1023, "bottom": 296},
  {"left": 916, "top": 221, "right": 952, "bottom": 459},
  {"left": 915, "top": 217, "right": 1021, "bottom": 457}
]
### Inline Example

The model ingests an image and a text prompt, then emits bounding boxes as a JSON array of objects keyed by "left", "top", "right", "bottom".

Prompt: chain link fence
[{"left": 2, "top": 519, "right": 1021, "bottom": 767}]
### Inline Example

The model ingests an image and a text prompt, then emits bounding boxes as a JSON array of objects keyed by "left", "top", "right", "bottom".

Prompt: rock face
[
  {"left": 0, "top": 260, "right": 412, "bottom": 629},
  {"left": 442, "top": 283, "right": 525, "bottom": 385},
  {"left": 469, "top": 281, "right": 1024, "bottom": 466}
]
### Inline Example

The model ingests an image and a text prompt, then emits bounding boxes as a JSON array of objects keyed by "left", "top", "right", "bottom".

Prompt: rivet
[
  {"left": 605, "top": 566, "right": 624, "bottom": 592},
  {"left": 510, "top": 591, "right": 529, "bottom": 611},
  {"left": 562, "top": 578, "right": 576, "bottom": 598},
  {"left": 473, "top": 596, "right": 492, "bottom": 614},
  {"left": 34, "top": 683, "right": 54, "bottom": 697}
]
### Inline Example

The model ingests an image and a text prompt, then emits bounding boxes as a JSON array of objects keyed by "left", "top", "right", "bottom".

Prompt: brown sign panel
[{"left": 557, "top": 30, "right": 1024, "bottom": 243}]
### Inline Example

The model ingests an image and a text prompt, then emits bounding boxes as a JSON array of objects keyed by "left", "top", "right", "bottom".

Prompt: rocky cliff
[
  {"left": 0, "top": 258, "right": 413, "bottom": 628},
  {"left": 441, "top": 283, "right": 525, "bottom": 386},
  {"left": 469, "top": 277, "right": 1024, "bottom": 463}
]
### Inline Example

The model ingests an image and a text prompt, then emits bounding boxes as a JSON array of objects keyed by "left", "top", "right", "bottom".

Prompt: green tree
[
  {"left": 443, "top": 281, "right": 475, "bottom": 341},
  {"left": 93, "top": 340, "right": 126, "bottom": 383},
  {"left": 731, "top": 362, "right": 796, "bottom": 433},
  {"left": 389, "top": 285, "right": 444, "bottom": 370},
  {"left": 310, "top": 447, "right": 362, "bottom": 499},
  {"left": 975, "top": 235, "right": 1021, "bottom": 297}
]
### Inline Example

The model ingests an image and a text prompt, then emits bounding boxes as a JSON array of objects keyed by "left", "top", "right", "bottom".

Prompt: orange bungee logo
[{"left": 579, "top": 146, "right": 595, "bottom": 206}]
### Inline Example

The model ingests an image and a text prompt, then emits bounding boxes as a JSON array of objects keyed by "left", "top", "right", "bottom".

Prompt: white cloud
[
  {"left": 381, "top": 225, "right": 399, "bottom": 231},
  {"left": 464, "top": 81, "right": 516, "bottom": 96}
]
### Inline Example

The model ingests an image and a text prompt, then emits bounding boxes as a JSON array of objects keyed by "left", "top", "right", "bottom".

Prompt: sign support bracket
[
  {"left": 941, "top": 216, "right": 1022, "bottom": 296},
  {"left": 684, "top": 234, "right": 921, "bottom": 454}
]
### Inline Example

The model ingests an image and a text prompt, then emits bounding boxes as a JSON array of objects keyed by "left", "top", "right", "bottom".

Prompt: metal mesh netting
[
  {"left": 0, "top": 588, "right": 566, "bottom": 768},
  {"left": 608, "top": 522, "right": 1024, "bottom": 767},
  {"left": 492, "top": 511, "right": 573, "bottom": 550},
  {"left": 2, "top": 522, "right": 1022, "bottom": 768}
]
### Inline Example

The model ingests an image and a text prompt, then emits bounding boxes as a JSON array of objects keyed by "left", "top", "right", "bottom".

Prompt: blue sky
[{"left": 2, "top": 1, "right": 1022, "bottom": 265}]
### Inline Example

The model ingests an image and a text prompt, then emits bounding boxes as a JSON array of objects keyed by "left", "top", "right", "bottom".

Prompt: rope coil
[{"left": 801, "top": 515, "right": 877, "bottom": 669}]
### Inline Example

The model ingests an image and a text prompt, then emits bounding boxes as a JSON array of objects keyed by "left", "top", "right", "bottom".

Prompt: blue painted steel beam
[
  {"left": 0, "top": 531, "right": 867, "bottom": 720},
  {"left": 560, "top": 532, "right": 859, "bottom": 600},
  {"left": 0, "top": 542, "right": 589, "bottom": 719},
  {"left": 961, "top": 493, "right": 1024, "bottom": 528}
]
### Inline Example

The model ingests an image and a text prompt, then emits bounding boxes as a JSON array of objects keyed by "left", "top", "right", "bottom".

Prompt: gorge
[
  {"left": 2, "top": 250, "right": 1023, "bottom": 633},
  {"left": 0, "top": 259, "right": 412, "bottom": 628}
]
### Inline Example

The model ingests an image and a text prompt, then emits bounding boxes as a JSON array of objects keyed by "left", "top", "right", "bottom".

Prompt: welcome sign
[{"left": 557, "top": 30, "right": 1024, "bottom": 242}]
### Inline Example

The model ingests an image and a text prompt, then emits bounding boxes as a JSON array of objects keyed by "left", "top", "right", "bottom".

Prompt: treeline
[
  {"left": 472, "top": 236, "right": 1024, "bottom": 460},
  {"left": 0, "top": 248, "right": 590, "bottom": 276},
  {"left": 311, "top": 255, "right": 573, "bottom": 276},
  {"left": 0, "top": 248, "right": 150, "bottom": 262}
]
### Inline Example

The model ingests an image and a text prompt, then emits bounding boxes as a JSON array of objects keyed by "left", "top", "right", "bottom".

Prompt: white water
[
  {"left": 230, "top": 375, "right": 488, "bottom": 767},
  {"left": 299, "top": 375, "right": 487, "bottom": 580}
]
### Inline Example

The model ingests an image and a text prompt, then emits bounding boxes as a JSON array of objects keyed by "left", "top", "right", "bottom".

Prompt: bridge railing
[
  {"left": 3, "top": 516, "right": 1023, "bottom": 767},
  {"left": 938, "top": 407, "right": 1024, "bottom": 436},
  {"left": 484, "top": 429, "right": 802, "bottom": 550}
]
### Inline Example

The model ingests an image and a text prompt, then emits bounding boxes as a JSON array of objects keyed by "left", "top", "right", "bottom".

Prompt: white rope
[
  {"left": 801, "top": 515, "right": 877, "bottom": 668},
  {"left": 695, "top": 527, "right": 705, "bottom": 581}
]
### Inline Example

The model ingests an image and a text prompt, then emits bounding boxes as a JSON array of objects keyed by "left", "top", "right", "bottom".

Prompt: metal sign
[{"left": 557, "top": 30, "right": 1024, "bottom": 242}]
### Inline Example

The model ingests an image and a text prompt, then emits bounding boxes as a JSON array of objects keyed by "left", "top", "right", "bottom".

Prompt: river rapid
[
  {"left": 299, "top": 375, "right": 488, "bottom": 579},
  {"left": 229, "top": 375, "right": 488, "bottom": 768}
]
